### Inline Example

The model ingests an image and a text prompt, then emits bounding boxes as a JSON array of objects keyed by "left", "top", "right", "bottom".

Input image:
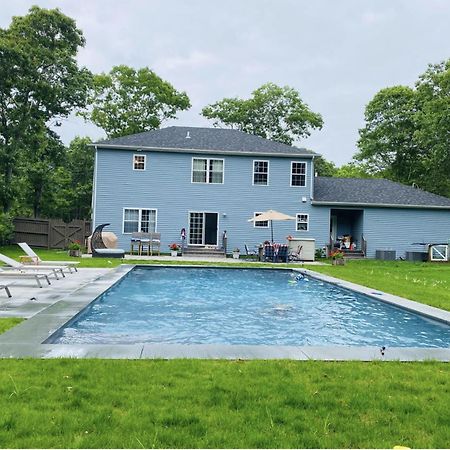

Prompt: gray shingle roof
[
  {"left": 94, "top": 126, "right": 317, "bottom": 157},
  {"left": 313, "top": 177, "right": 450, "bottom": 208}
]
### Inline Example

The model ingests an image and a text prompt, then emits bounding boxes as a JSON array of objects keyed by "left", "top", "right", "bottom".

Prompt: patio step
[
  {"left": 183, "top": 247, "right": 226, "bottom": 258},
  {"left": 342, "top": 249, "right": 365, "bottom": 259}
]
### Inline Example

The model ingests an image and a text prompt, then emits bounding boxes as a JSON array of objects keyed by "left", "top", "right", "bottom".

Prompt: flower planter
[
  {"left": 171, "top": 250, "right": 178, "bottom": 257},
  {"left": 332, "top": 258, "right": 345, "bottom": 265},
  {"left": 68, "top": 249, "right": 81, "bottom": 257},
  {"left": 232, "top": 252, "right": 240, "bottom": 259}
]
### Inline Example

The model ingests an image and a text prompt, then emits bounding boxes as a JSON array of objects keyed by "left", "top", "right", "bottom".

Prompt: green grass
[
  {"left": 312, "top": 259, "right": 450, "bottom": 311},
  {"left": 0, "top": 318, "right": 23, "bottom": 335},
  {"left": 0, "top": 359, "right": 448, "bottom": 448}
]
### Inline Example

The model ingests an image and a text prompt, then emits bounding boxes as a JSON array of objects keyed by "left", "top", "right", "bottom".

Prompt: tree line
[{"left": 1, "top": 7, "right": 449, "bottom": 240}]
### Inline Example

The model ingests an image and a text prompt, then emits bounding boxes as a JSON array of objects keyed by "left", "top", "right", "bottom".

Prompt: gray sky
[{"left": 2, "top": 0, "right": 450, "bottom": 165}]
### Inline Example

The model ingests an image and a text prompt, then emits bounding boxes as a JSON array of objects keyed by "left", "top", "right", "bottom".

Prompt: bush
[{"left": 0, "top": 213, "right": 14, "bottom": 244}]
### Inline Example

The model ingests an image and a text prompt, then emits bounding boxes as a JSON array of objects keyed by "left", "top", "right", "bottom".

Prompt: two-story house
[{"left": 92, "top": 126, "right": 450, "bottom": 259}]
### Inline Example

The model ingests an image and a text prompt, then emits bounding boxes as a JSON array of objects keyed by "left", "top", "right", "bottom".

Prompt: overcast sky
[{"left": 2, "top": 0, "right": 450, "bottom": 165}]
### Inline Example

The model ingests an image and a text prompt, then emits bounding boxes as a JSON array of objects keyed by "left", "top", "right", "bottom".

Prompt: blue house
[{"left": 92, "top": 126, "right": 450, "bottom": 259}]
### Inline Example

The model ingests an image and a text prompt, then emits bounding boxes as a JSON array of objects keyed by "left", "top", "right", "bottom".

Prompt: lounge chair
[
  {"left": 17, "top": 242, "right": 79, "bottom": 273},
  {"left": 91, "top": 224, "right": 125, "bottom": 258},
  {"left": 0, "top": 252, "right": 65, "bottom": 280},
  {"left": 0, "top": 281, "right": 13, "bottom": 298},
  {"left": 0, "top": 268, "right": 51, "bottom": 288}
]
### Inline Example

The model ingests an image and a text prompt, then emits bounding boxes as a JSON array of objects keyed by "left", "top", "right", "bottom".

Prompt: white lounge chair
[
  {"left": 0, "top": 252, "right": 65, "bottom": 280},
  {"left": 0, "top": 268, "right": 51, "bottom": 288},
  {"left": 17, "top": 242, "right": 79, "bottom": 273},
  {"left": 0, "top": 281, "right": 13, "bottom": 298}
]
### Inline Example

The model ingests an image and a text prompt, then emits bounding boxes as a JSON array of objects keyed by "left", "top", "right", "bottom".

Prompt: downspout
[
  {"left": 91, "top": 145, "right": 98, "bottom": 228},
  {"left": 310, "top": 156, "right": 315, "bottom": 200}
]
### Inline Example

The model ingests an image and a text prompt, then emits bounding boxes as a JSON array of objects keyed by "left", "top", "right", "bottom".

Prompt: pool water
[{"left": 52, "top": 267, "right": 450, "bottom": 347}]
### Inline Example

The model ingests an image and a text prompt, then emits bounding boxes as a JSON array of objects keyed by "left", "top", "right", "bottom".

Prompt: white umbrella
[{"left": 248, "top": 209, "right": 296, "bottom": 243}]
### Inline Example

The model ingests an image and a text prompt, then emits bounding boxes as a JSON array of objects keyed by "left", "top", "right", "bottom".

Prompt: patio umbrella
[{"left": 248, "top": 209, "right": 296, "bottom": 243}]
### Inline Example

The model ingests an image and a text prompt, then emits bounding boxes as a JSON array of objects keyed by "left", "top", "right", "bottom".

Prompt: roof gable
[
  {"left": 94, "top": 126, "right": 317, "bottom": 157},
  {"left": 313, "top": 177, "right": 450, "bottom": 209}
]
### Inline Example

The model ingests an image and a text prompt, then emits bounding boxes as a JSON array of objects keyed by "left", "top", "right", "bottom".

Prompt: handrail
[
  {"left": 361, "top": 234, "right": 367, "bottom": 256},
  {"left": 222, "top": 230, "right": 227, "bottom": 254}
]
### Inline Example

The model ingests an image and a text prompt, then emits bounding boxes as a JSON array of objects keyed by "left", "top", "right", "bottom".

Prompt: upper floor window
[
  {"left": 123, "top": 208, "right": 156, "bottom": 233},
  {"left": 296, "top": 213, "right": 309, "bottom": 231},
  {"left": 192, "top": 158, "right": 224, "bottom": 184},
  {"left": 291, "top": 162, "right": 306, "bottom": 187},
  {"left": 253, "top": 212, "right": 269, "bottom": 228},
  {"left": 253, "top": 160, "right": 269, "bottom": 185},
  {"left": 133, "top": 154, "right": 146, "bottom": 171}
]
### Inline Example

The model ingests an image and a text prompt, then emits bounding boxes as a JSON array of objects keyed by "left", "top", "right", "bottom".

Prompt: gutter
[
  {"left": 89, "top": 144, "right": 317, "bottom": 159},
  {"left": 311, "top": 200, "right": 450, "bottom": 210}
]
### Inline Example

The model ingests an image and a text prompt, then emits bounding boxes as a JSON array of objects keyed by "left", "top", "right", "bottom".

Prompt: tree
[
  {"left": 202, "top": 83, "right": 323, "bottom": 145},
  {"left": 0, "top": 6, "right": 92, "bottom": 213},
  {"left": 314, "top": 156, "right": 337, "bottom": 177},
  {"left": 82, "top": 65, "right": 191, "bottom": 138},
  {"left": 356, "top": 60, "right": 450, "bottom": 197}
]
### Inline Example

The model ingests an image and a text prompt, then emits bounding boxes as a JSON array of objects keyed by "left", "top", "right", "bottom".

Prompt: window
[
  {"left": 133, "top": 154, "right": 146, "bottom": 170},
  {"left": 291, "top": 162, "right": 306, "bottom": 187},
  {"left": 123, "top": 208, "right": 156, "bottom": 233},
  {"left": 253, "top": 212, "right": 269, "bottom": 228},
  {"left": 296, "top": 213, "right": 309, "bottom": 231},
  {"left": 192, "top": 158, "right": 224, "bottom": 184},
  {"left": 253, "top": 160, "right": 269, "bottom": 185}
]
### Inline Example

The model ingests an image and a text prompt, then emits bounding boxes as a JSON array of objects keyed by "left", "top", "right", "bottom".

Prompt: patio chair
[
  {"left": 277, "top": 245, "right": 289, "bottom": 263},
  {"left": 91, "top": 224, "right": 125, "bottom": 258},
  {"left": 263, "top": 245, "right": 275, "bottom": 262},
  {"left": 17, "top": 242, "right": 79, "bottom": 273},
  {"left": 289, "top": 245, "right": 303, "bottom": 262},
  {"left": 150, "top": 232, "right": 161, "bottom": 256},
  {"left": 0, "top": 268, "right": 51, "bottom": 288},
  {"left": 0, "top": 252, "right": 65, "bottom": 280},
  {"left": 244, "top": 244, "right": 258, "bottom": 260}
]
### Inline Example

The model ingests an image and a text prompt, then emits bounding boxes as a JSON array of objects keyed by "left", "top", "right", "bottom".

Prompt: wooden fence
[{"left": 13, "top": 217, "right": 91, "bottom": 249}]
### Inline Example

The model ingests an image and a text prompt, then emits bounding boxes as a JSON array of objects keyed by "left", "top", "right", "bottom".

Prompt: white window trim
[
  {"left": 252, "top": 160, "right": 269, "bottom": 186},
  {"left": 122, "top": 207, "right": 157, "bottom": 234},
  {"left": 133, "top": 154, "right": 146, "bottom": 171},
  {"left": 253, "top": 211, "right": 270, "bottom": 228},
  {"left": 191, "top": 157, "right": 225, "bottom": 184},
  {"left": 290, "top": 161, "right": 307, "bottom": 187},
  {"left": 296, "top": 213, "right": 309, "bottom": 232}
]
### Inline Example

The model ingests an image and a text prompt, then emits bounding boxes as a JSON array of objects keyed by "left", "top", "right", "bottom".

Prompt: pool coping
[{"left": 0, "top": 264, "right": 449, "bottom": 361}]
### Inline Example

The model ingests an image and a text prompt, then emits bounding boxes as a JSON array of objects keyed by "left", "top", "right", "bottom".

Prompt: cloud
[{"left": 155, "top": 51, "right": 220, "bottom": 72}]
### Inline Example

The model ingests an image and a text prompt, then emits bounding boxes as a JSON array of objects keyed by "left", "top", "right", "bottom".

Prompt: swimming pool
[{"left": 51, "top": 267, "right": 450, "bottom": 348}]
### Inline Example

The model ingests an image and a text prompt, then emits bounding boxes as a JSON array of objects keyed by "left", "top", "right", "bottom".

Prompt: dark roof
[
  {"left": 94, "top": 126, "right": 317, "bottom": 157},
  {"left": 313, "top": 177, "right": 450, "bottom": 209}
]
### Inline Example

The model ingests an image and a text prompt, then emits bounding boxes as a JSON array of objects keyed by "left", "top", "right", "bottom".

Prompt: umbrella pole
[{"left": 271, "top": 220, "right": 274, "bottom": 243}]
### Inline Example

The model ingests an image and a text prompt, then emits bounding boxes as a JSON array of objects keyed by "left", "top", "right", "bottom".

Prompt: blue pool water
[{"left": 53, "top": 267, "right": 450, "bottom": 347}]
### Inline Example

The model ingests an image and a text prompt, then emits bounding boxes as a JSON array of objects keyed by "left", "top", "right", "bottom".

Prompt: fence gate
[
  {"left": 429, "top": 244, "right": 449, "bottom": 262},
  {"left": 13, "top": 217, "right": 91, "bottom": 249}
]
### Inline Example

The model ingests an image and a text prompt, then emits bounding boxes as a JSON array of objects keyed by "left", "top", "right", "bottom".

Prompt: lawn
[
  {"left": 311, "top": 259, "right": 450, "bottom": 311},
  {"left": 0, "top": 359, "right": 448, "bottom": 448},
  {"left": 1, "top": 247, "right": 449, "bottom": 448}
]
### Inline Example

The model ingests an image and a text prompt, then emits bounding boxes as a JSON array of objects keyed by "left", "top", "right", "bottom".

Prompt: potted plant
[
  {"left": 232, "top": 248, "right": 240, "bottom": 259},
  {"left": 68, "top": 240, "right": 82, "bottom": 257},
  {"left": 330, "top": 250, "right": 345, "bottom": 265},
  {"left": 168, "top": 243, "right": 180, "bottom": 257}
]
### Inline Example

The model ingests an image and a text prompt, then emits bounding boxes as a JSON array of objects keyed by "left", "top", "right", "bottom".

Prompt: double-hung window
[
  {"left": 253, "top": 212, "right": 269, "bottom": 228},
  {"left": 291, "top": 162, "right": 306, "bottom": 187},
  {"left": 133, "top": 154, "right": 146, "bottom": 171},
  {"left": 123, "top": 208, "right": 157, "bottom": 233},
  {"left": 296, "top": 213, "right": 309, "bottom": 231},
  {"left": 192, "top": 158, "right": 224, "bottom": 184},
  {"left": 253, "top": 160, "right": 269, "bottom": 185}
]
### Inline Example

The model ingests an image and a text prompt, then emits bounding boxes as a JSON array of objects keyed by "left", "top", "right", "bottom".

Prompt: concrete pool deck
[{"left": 0, "top": 264, "right": 449, "bottom": 361}]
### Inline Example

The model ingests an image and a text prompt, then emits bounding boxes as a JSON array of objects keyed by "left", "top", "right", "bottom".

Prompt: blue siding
[
  {"left": 362, "top": 207, "right": 450, "bottom": 258},
  {"left": 93, "top": 149, "right": 330, "bottom": 252}
]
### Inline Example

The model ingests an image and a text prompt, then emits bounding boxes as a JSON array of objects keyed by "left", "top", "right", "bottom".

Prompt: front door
[{"left": 189, "top": 212, "right": 218, "bottom": 246}]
